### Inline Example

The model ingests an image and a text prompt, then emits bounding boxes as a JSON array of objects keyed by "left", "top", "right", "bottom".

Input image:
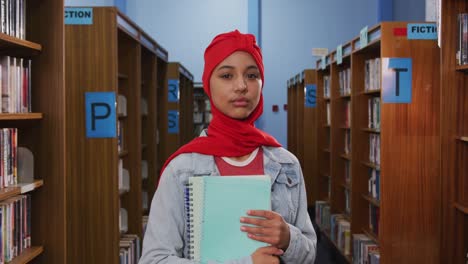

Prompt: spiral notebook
[{"left": 185, "top": 175, "right": 271, "bottom": 263}]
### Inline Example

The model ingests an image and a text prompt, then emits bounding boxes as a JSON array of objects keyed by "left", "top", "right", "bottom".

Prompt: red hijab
[{"left": 160, "top": 30, "right": 281, "bottom": 176}]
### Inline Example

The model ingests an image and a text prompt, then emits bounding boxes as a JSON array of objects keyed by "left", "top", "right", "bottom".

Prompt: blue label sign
[
  {"left": 85, "top": 92, "right": 116, "bottom": 138},
  {"left": 65, "top": 7, "right": 93, "bottom": 25},
  {"left": 382, "top": 58, "right": 412, "bottom": 103},
  {"left": 360, "top": 26, "right": 369, "bottom": 48},
  {"left": 407, "top": 23, "right": 437, "bottom": 40},
  {"left": 168, "top": 110, "right": 179, "bottom": 134},
  {"left": 336, "top": 45, "right": 343, "bottom": 65},
  {"left": 168, "top": 79, "right": 180, "bottom": 102},
  {"left": 305, "top": 84, "right": 317, "bottom": 108}
]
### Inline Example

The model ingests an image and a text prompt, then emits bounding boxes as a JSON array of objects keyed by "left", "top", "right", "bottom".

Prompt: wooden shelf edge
[
  {"left": 0, "top": 33, "right": 42, "bottom": 52},
  {"left": 455, "top": 64, "right": 468, "bottom": 71},
  {"left": 361, "top": 128, "right": 381, "bottom": 133},
  {"left": 340, "top": 154, "right": 351, "bottom": 160},
  {"left": 0, "top": 113, "right": 43, "bottom": 120},
  {"left": 0, "top": 180, "right": 44, "bottom": 201},
  {"left": 119, "top": 150, "right": 129, "bottom": 158},
  {"left": 7, "top": 246, "right": 44, "bottom": 264},
  {"left": 454, "top": 203, "right": 468, "bottom": 215},
  {"left": 362, "top": 89, "right": 381, "bottom": 95},
  {"left": 118, "top": 73, "right": 129, "bottom": 79},
  {"left": 362, "top": 228, "right": 379, "bottom": 245},
  {"left": 362, "top": 161, "right": 380, "bottom": 170},
  {"left": 363, "top": 194, "right": 380, "bottom": 207}
]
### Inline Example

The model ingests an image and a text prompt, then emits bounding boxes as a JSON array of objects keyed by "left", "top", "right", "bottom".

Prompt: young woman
[{"left": 139, "top": 30, "right": 316, "bottom": 264}]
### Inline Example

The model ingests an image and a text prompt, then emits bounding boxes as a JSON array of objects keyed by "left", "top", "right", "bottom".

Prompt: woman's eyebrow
[{"left": 216, "top": 65, "right": 234, "bottom": 71}]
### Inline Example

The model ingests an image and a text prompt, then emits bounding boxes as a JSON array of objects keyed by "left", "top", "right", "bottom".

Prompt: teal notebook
[{"left": 185, "top": 175, "right": 271, "bottom": 263}]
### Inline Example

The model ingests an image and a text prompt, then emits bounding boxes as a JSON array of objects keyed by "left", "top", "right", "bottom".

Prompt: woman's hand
[
  {"left": 241, "top": 210, "right": 291, "bottom": 250},
  {"left": 251, "top": 246, "right": 283, "bottom": 264}
]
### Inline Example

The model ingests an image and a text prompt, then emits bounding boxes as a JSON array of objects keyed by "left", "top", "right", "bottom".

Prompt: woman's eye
[
  {"left": 247, "top": 73, "right": 259, "bottom": 79},
  {"left": 220, "top": 73, "right": 232, "bottom": 79}
]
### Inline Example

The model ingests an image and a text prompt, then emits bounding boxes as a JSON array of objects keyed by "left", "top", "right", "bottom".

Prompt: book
[{"left": 186, "top": 175, "right": 271, "bottom": 263}]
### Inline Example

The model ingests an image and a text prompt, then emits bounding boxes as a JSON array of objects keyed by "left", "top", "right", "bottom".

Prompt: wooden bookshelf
[
  {"left": 441, "top": 1, "right": 468, "bottom": 263},
  {"left": 317, "top": 55, "right": 332, "bottom": 203},
  {"left": 159, "top": 62, "right": 194, "bottom": 164},
  {"left": 312, "top": 22, "right": 441, "bottom": 263},
  {"left": 65, "top": 7, "right": 168, "bottom": 263},
  {"left": 301, "top": 70, "right": 318, "bottom": 206},
  {"left": 193, "top": 83, "right": 211, "bottom": 137},
  {"left": 8, "top": 0, "right": 69, "bottom": 263}
]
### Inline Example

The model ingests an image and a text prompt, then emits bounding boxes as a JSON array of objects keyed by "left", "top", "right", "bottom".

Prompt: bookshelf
[
  {"left": 313, "top": 22, "right": 441, "bottom": 263},
  {"left": 65, "top": 7, "right": 168, "bottom": 263},
  {"left": 440, "top": 1, "right": 468, "bottom": 263},
  {"left": 301, "top": 70, "right": 319, "bottom": 207},
  {"left": 7, "top": 0, "right": 69, "bottom": 263},
  {"left": 193, "top": 82, "right": 211, "bottom": 137},
  {"left": 316, "top": 54, "right": 332, "bottom": 204},
  {"left": 159, "top": 62, "right": 194, "bottom": 164}
]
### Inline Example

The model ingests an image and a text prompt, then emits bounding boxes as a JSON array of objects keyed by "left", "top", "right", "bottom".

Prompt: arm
[
  {"left": 139, "top": 163, "right": 196, "bottom": 264},
  {"left": 240, "top": 165, "right": 317, "bottom": 263},
  {"left": 280, "top": 167, "right": 317, "bottom": 263}
]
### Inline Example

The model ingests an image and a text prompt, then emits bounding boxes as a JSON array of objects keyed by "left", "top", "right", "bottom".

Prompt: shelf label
[
  {"left": 305, "top": 84, "right": 317, "bottom": 108},
  {"left": 312, "top": 48, "right": 328, "bottom": 57},
  {"left": 382, "top": 58, "right": 412, "bottom": 103},
  {"left": 360, "top": 26, "right": 368, "bottom": 48},
  {"left": 407, "top": 23, "right": 437, "bottom": 40},
  {"left": 65, "top": 7, "right": 93, "bottom": 25},
  {"left": 168, "top": 110, "right": 179, "bottom": 134},
  {"left": 85, "top": 92, "right": 116, "bottom": 138},
  {"left": 168, "top": 79, "right": 180, "bottom": 102},
  {"left": 337, "top": 45, "right": 343, "bottom": 65}
]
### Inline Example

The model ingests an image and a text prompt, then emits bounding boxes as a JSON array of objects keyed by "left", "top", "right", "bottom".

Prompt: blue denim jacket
[{"left": 139, "top": 146, "right": 317, "bottom": 264}]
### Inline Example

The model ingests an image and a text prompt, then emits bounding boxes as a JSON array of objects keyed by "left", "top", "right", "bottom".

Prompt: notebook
[{"left": 185, "top": 175, "right": 271, "bottom": 263}]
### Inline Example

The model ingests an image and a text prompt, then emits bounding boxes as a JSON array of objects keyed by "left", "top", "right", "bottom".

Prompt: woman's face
[{"left": 209, "top": 51, "right": 262, "bottom": 120}]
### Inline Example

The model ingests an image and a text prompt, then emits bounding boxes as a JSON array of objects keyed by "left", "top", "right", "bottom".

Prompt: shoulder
[
  {"left": 165, "top": 152, "right": 214, "bottom": 176},
  {"left": 262, "top": 146, "right": 299, "bottom": 165}
]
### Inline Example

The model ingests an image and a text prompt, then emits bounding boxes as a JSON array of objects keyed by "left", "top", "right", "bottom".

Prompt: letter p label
[{"left": 86, "top": 92, "right": 117, "bottom": 138}]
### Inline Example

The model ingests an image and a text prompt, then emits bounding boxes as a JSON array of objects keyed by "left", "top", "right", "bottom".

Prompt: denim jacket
[{"left": 139, "top": 146, "right": 317, "bottom": 264}]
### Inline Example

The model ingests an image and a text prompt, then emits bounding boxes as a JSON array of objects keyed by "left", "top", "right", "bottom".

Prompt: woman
[{"left": 139, "top": 30, "right": 316, "bottom": 264}]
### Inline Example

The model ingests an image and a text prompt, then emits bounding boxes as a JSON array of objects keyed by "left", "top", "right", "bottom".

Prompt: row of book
[
  {"left": 369, "top": 134, "right": 381, "bottom": 166},
  {"left": 330, "top": 213, "right": 351, "bottom": 256},
  {"left": 117, "top": 121, "right": 124, "bottom": 153},
  {"left": 368, "top": 169, "right": 380, "bottom": 201},
  {"left": 1, "top": 56, "right": 31, "bottom": 113},
  {"left": 344, "top": 160, "right": 351, "bottom": 183},
  {"left": 119, "top": 234, "right": 141, "bottom": 264},
  {"left": 0, "top": 194, "right": 31, "bottom": 263},
  {"left": 368, "top": 98, "right": 381, "bottom": 130},
  {"left": 352, "top": 234, "right": 380, "bottom": 264},
  {"left": 457, "top": 13, "right": 468, "bottom": 65},
  {"left": 118, "top": 159, "right": 130, "bottom": 195},
  {"left": 338, "top": 68, "right": 351, "bottom": 96},
  {"left": 326, "top": 102, "right": 331, "bottom": 125},
  {"left": 323, "top": 75, "right": 331, "bottom": 98},
  {"left": 344, "top": 189, "right": 351, "bottom": 215},
  {"left": 344, "top": 101, "right": 351, "bottom": 128},
  {"left": 0, "top": 128, "right": 17, "bottom": 188},
  {"left": 369, "top": 204, "right": 380, "bottom": 236},
  {"left": 0, "top": 0, "right": 26, "bottom": 40},
  {"left": 344, "top": 130, "right": 351, "bottom": 154},
  {"left": 364, "top": 58, "right": 381, "bottom": 92}
]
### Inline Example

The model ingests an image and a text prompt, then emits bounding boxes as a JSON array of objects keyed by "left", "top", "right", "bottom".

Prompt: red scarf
[{"left": 160, "top": 30, "right": 281, "bottom": 177}]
